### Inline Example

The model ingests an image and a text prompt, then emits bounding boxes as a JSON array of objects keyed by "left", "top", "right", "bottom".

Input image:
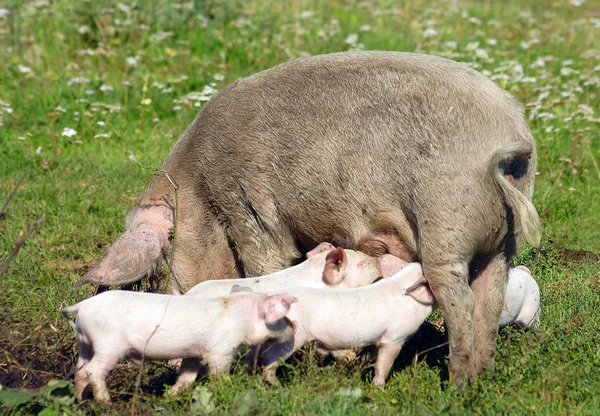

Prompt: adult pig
[
  {"left": 62, "top": 290, "right": 296, "bottom": 403},
  {"left": 77, "top": 51, "right": 541, "bottom": 383}
]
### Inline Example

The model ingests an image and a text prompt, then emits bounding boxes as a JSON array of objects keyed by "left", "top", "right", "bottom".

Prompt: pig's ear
[
  {"left": 322, "top": 247, "right": 347, "bottom": 285},
  {"left": 171, "top": 289, "right": 182, "bottom": 296},
  {"left": 231, "top": 285, "right": 253, "bottom": 293},
  {"left": 76, "top": 206, "right": 173, "bottom": 288},
  {"left": 405, "top": 278, "right": 435, "bottom": 305},
  {"left": 306, "top": 242, "right": 335, "bottom": 258},
  {"left": 259, "top": 294, "right": 298, "bottom": 325}
]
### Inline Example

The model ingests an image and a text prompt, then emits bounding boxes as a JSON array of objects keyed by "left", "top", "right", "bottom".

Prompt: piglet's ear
[
  {"left": 306, "top": 242, "right": 335, "bottom": 258},
  {"left": 231, "top": 285, "right": 253, "bottom": 294},
  {"left": 259, "top": 294, "right": 298, "bottom": 325},
  {"left": 405, "top": 278, "right": 435, "bottom": 305},
  {"left": 322, "top": 247, "right": 347, "bottom": 285}
]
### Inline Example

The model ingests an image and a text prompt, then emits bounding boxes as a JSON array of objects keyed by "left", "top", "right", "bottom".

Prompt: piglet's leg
[
  {"left": 86, "top": 353, "right": 119, "bottom": 405},
  {"left": 74, "top": 344, "right": 92, "bottom": 400},
  {"left": 330, "top": 349, "right": 357, "bottom": 363},
  {"left": 169, "top": 358, "right": 201, "bottom": 394},
  {"left": 206, "top": 353, "right": 234, "bottom": 376},
  {"left": 260, "top": 339, "right": 297, "bottom": 385},
  {"left": 372, "top": 341, "right": 405, "bottom": 387}
]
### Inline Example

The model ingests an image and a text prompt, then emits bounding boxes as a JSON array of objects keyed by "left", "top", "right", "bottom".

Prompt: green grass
[{"left": 1, "top": 0, "right": 599, "bottom": 414}]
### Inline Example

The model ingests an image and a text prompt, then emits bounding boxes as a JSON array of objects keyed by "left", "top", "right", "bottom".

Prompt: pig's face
[
  {"left": 322, "top": 248, "right": 382, "bottom": 288},
  {"left": 246, "top": 293, "right": 297, "bottom": 346}
]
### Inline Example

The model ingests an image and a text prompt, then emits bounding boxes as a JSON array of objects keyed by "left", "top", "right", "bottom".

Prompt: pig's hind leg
[
  {"left": 74, "top": 343, "right": 93, "bottom": 400},
  {"left": 470, "top": 252, "right": 509, "bottom": 374},
  {"left": 422, "top": 257, "right": 474, "bottom": 384},
  {"left": 85, "top": 351, "right": 121, "bottom": 404}
]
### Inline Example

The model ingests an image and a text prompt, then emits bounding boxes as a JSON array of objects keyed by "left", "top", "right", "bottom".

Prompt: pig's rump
[{"left": 74, "top": 292, "right": 226, "bottom": 360}]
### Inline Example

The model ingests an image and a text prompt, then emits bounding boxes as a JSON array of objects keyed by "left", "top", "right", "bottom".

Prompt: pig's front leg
[
  {"left": 205, "top": 353, "right": 234, "bottom": 376},
  {"left": 168, "top": 358, "right": 201, "bottom": 394},
  {"left": 330, "top": 349, "right": 357, "bottom": 363},
  {"left": 372, "top": 341, "right": 405, "bottom": 387}
]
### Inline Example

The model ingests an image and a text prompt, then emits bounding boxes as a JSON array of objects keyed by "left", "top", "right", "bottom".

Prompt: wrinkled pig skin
[
  {"left": 62, "top": 291, "right": 296, "bottom": 404},
  {"left": 78, "top": 51, "right": 541, "bottom": 383}
]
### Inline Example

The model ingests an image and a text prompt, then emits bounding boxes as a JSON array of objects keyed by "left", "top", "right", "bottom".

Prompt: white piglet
[
  {"left": 500, "top": 265, "right": 541, "bottom": 328},
  {"left": 378, "top": 255, "right": 541, "bottom": 328},
  {"left": 184, "top": 245, "right": 383, "bottom": 297},
  {"left": 260, "top": 263, "right": 434, "bottom": 386},
  {"left": 62, "top": 290, "right": 296, "bottom": 404}
]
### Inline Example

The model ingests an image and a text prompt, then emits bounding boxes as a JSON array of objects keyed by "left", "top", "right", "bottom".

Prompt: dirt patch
[
  {"left": 554, "top": 247, "right": 600, "bottom": 263},
  {"left": 0, "top": 314, "right": 74, "bottom": 389}
]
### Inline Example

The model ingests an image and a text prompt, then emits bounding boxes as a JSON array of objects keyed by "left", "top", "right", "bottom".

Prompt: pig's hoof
[
  {"left": 372, "top": 377, "right": 386, "bottom": 388},
  {"left": 262, "top": 368, "right": 279, "bottom": 386}
]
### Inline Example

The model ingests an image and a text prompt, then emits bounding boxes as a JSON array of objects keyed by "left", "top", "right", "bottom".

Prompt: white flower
[
  {"left": 117, "top": 2, "right": 130, "bottom": 12},
  {"left": 465, "top": 41, "right": 479, "bottom": 51},
  {"left": 99, "top": 84, "right": 114, "bottom": 91},
  {"left": 475, "top": 49, "right": 489, "bottom": 59},
  {"left": 360, "top": 25, "right": 371, "bottom": 32},
  {"left": 299, "top": 11, "right": 314, "bottom": 19},
  {"left": 62, "top": 128, "right": 77, "bottom": 138},
  {"left": 213, "top": 73, "right": 225, "bottom": 81},
  {"left": 486, "top": 39, "right": 497, "bottom": 46},
  {"left": 569, "top": 0, "right": 585, "bottom": 6},
  {"left": 529, "top": 58, "right": 545, "bottom": 68},
  {"left": 67, "top": 77, "right": 90, "bottom": 86},
  {"left": 126, "top": 56, "right": 139, "bottom": 67},
  {"left": 561, "top": 60, "right": 573, "bottom": 66},
  {"left": 18, "top": 136, "right": 25, "bottom": 141},
  {"left": 78, "top": 25, "right": 90, "bottom": 34},
  {"left": 94, "top": 133, "right": 109, "bottom": 138},
  {"left": 560, "top": 67, "right": 579, "bottom": 76},
  {"left": 468, "top": 17, "right": 481, "bottom": 25},
  {"left": 0, "top": 8, "right": 10, "bottom": 19},
  {"left": 443, "top": 41, "right": 457, "bottom": 49},
  {"left": 97, "top": 121, "right": 105, "bottom": 126},
  {"left": 36, "top": 146, "right": 42, "bottom": 154},
  {"left": 128, "top": 153, "right": 137, "bottom": 162},
  {"left": 18, "top": 65, "right": 33, "bottom": 74},
  {"left": 423, "top": 28, "right": 438, "bottom": 38},
  {"left": 4, "top": 107, "right": 13, "bottom": 114},
  {"left": 344, "top": 34, "right": 359, "bottom": 46}
]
